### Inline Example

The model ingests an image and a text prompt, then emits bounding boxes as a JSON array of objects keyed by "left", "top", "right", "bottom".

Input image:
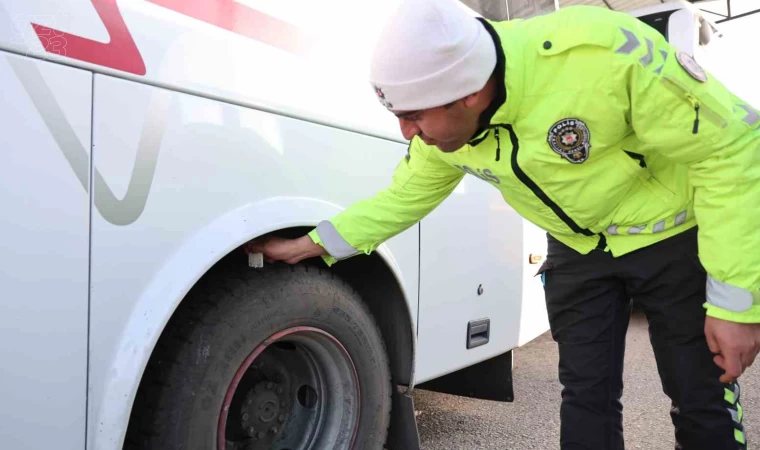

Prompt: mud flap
[
  {"left": 415, "top": 350, "right": 514, "bottom": 402},
  {"left": 385, "top": 386, "right": 421, "bottom": 450}
]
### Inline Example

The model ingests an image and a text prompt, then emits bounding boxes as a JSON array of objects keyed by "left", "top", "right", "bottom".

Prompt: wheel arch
[
  {"left": 238, "top": 225, "right": 418, "bottom": 388},
  {"left": 325, "top": 240, "right": 417, "bottom": 387},
  {"left": 103, "top": 197, "right": 418, "bottom": 449}
]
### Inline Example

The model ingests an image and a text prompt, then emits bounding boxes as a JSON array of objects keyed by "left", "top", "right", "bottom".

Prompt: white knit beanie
[{"left": 369, "top": 0, "right": 497, "bottom": 112}]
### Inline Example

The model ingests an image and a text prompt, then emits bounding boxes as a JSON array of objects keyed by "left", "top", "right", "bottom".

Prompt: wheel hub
[
  {"left": 240, "top": 380, "right": 288, "bottom": 442},
  {"left": 218, "top": 327, "right": 361, "bottom": 450}
]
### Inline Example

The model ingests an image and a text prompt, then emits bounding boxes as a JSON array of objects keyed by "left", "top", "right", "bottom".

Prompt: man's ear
[
  {"left": 462, "top": 85, "right": 490, "bottom": 109},
  {"left": 462, "top": 91, "right": 480, "bottom": 108},
  {"left": 462, "top": 76, "right": 495, "bottom": 110}
]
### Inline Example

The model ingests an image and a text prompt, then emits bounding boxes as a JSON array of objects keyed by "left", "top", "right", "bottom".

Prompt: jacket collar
[{"left": 468, "top": 18, "right": 522, "bottom": 146}]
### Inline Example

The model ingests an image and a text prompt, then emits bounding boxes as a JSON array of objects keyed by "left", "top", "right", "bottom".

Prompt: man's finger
[
  {"left": 247, "top": 241, "right": 264, "bottom": 253},
  {"left": 741, "top": 350, "right": 755, "bottom": 377},
  {"left": 720, "top": 370, "right": 740, "bottom": 384},
  {"left": 752, "top": 347, "right": 760, "bottom": 368},
  {"left": 714, "top": 354, "right": 726, "bottom": 371},
  {"left": 719, "top": 349, "right": 743, "bottom": 384},
  {"left": 705, "top": 326, "right": 721, "bottom": 354}
]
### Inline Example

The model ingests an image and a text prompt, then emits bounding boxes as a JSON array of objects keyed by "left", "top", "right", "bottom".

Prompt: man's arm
[
  {"left": 609, "top": 14, "right": 760, "bottom": 380},
  {"left": 249, "top": 137, "right": 465, "bottom": 265},
  {"left": 613, "top": 16, "right": 760, "bottom": 321}
]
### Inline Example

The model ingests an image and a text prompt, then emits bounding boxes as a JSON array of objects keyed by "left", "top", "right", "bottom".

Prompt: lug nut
[
  {"left": 278, "top": 415, "right": 285, "bottom": 423},
  {"left": 257, "top": 431, "right": 265, "bottom": 439},
  {"left": 242, "top": 413, "right": 249, "bottom": 421},
  {"left": 248, "top": 427, "right": 255, "bottom": 436},
  {"left": 267, "top": 382, "right": 274, "bottom": 389},
  {"left": 270, "top": 426, "right": 279, "bottom": 434},
  {"left": 277, "top": 386, "right": 284, "bottom": 394}
]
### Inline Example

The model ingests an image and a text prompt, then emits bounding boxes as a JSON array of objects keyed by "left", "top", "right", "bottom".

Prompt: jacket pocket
[
  {"left": 618, "top": 149, "right": 676, "bottom": 204},
  {"left": 660, "top": 76, "right": 730, "bottom": 133},
  {"left": 624, "top": 150, "right": 647, "bottom": 169},
  {"left": 534, "top": 259, "right": 554, "bottom": 287}
]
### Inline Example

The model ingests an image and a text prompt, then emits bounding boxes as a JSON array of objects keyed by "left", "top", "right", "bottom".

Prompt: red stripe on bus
[
  {"left": 148, "top": 0, "right": 312, "bottom": 56},
  {"left": 31, "top": 0, "right": 146, "bottom": 75}
]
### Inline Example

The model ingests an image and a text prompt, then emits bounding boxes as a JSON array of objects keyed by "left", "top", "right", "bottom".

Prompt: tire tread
[{"left": 124, "top": 263, "right": 392, "bottom": 450}]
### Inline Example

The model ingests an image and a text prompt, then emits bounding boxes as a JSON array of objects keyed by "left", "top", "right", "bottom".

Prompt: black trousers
[{"left": 541, "top": 227, "right": 746, "bottom": 450}]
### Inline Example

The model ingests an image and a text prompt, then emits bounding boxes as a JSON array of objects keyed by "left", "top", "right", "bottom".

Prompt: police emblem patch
[
  {"left": 547, "top": 118, "right": 591, "bottom": 164},
  {"left": 675, "top": 51, "right": 707, "bottom": 82}
]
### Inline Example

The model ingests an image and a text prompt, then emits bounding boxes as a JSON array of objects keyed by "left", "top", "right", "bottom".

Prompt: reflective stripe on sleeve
[
  {"left": 738, "top": 104, "right": 759, "bottom": 127},
  {"left": 639, "top": 38, "right": 654, "bottom": 67},
  {"left": 706, "top": 276, "right": 754, "bottom": 313},
  {"left": 316, "top": 220, "right": 360, "bottom": 260},
  {"left": 615, "top": 28, "right": 640, "bottom": 55}
]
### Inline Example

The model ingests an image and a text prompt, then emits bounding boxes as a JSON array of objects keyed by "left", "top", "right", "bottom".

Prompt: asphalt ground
[{"left": 414, "top": 312, "right": 760, "bottom": 449}]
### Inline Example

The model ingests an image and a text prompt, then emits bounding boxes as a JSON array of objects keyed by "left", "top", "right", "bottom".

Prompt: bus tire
[{"left": 125, "top": 262, "right": 392, "bottom": 450}]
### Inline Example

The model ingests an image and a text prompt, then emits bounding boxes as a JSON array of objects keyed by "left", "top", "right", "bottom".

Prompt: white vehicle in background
[{"left": 0, "top": 1, "right": 737, "bottom": 449}]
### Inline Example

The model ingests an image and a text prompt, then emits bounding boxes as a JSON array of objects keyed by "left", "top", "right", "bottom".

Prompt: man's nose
[{"left": 399, "top": 118, "right": 420, "bottom": 141}]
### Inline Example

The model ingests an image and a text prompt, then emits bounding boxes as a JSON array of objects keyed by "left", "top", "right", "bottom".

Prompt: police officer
[{"left": 247, "top": 0, "right": 760, "bottom": 448}]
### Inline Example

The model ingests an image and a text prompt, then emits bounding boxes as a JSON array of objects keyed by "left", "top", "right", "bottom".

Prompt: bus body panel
[
  {"left": 86, "top": 73, "right": 420, "bottom": 448},
  {"left": 0, "top": 51, "right": 90, "bottom": 450},
  {"left": 0, "top": 1, "right": 562, "bottom": 448},
  {"left": 416, "top": 179, "right": 547, "bottom": 383},
  {"left": 0, "top": 0, "right": 405, "bottom": 143}
]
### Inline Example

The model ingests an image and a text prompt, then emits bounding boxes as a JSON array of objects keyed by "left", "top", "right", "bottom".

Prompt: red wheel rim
[{"left": 217, "top": 326, "right": 361, "bottom": 450}]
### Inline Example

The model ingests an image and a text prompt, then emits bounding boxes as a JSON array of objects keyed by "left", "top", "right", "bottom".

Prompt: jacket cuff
[
  {"left": 307, "top": 224, "right": 354, "bottom": 267},
  {"left": 706, "top": 275, "right": 754, "bottom": 312},
  {"left": 704, "top": 303, "right": 760, "bottom": 324},
  {"left": 307, "top": 229, "right": 337, "bottom": 266},
  {"left": 314, "top": 220, "right": 360, "bottom": 259}
]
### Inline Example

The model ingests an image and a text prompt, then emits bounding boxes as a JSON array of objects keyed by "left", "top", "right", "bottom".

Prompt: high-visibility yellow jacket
[{"left": 309, "top": 6, "right": 760, "bottom": 323}]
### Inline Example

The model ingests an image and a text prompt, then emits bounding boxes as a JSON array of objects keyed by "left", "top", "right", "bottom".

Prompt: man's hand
[
  {"left": 244, "top": 234, "right": 327, "bottom": 265},
  {"left": 705, "top": 316, "right": 760, "bottom": 383}
]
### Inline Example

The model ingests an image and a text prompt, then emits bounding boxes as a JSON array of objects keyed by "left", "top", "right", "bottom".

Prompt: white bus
[{"left": 0, "top": 1, "right": 728, "bottom": 449}]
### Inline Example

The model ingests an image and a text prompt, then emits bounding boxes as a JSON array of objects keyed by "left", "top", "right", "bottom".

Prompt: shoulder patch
[{"left": 676, "top": 51, "right": 707, "bottom": 82}]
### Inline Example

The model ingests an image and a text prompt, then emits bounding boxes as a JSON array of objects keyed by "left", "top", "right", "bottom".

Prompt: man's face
[{"left": 393, "top": 100, "right": 480, "bottom": 152}]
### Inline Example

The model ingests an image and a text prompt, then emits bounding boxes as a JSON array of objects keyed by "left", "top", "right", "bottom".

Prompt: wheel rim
[{"left": 218, "top": 327, "right": 361, "bottom": 450}]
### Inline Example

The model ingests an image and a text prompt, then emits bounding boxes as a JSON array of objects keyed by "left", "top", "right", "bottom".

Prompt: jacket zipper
[
  {"left": 494, "top": 128, "right": 502, "bottom": 161},
  {"left": 686, "top": 93, "right": 700, "bottom": 133},
  {"left": 498, "top": 124, "right": 605, "bottom": 248},
  {"left": 661, "top": 77, "right": 727, "bottom": 133}
]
